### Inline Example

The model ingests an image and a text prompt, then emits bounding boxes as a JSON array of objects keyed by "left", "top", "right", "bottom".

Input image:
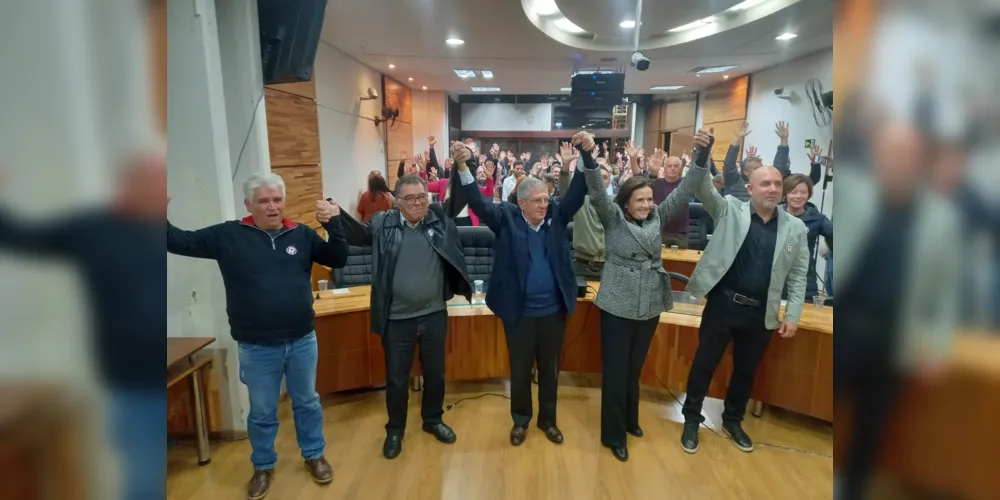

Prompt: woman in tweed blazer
[{"left": 576, "top": 129, "right": 714, "bottom": 461}]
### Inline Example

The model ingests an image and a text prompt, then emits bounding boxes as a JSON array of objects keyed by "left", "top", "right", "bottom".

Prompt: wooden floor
[{"left": 167, "top": 374, "right": 833, "bottom": 499}]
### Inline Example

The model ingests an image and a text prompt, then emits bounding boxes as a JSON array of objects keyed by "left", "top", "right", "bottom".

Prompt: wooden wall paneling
[
  {"left": 663, "top": 99, "right": 697, "bottom": 131},
  {"left": 264, "top": 88, "right": 321, "bottom": 167},
  {"left": 315, "top": 312, "right": 371, "bottom": 394},
  {"left": 272, "top": 164, "right": 323, "bottom": 229},
  {"left": 700, "top": 76, "right": 749, "bottom": 125},
  {"left": 667, "top": 133, "right": 693, "bottom": 159},
  {"left": 706, "top": 119, "right": 745, "bottom": 162},
  {"left": 383, "top": 76, "right": 414, "bottom": 188},
  {"left": 643, "top": 102, "right": 663, "bottom": 150},
  {"left": 266, "top": 79, "right": 316, "bottom": 100}
]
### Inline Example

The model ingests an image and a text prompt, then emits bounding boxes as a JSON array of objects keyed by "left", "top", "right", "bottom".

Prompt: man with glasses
[
  {"left": 450, "top": 137, "right": 588, "bottom": 447},
  {"left": 316, "top": 174, "right": 471, "bottom": 460}
]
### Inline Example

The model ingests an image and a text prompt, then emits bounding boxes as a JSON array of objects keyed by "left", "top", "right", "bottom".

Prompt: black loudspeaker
[
  {"left": 821, "top": 90, "right": 833, "bottom": 110},
  {"left": 258, "top": 0, "right": 329, "bottom": 85},
  {"left": 570, "top": 73, "right": 625, "bottom": 110}
]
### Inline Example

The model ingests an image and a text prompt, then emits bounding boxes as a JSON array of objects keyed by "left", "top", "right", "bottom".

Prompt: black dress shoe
[
  {"left": 609, "top": 446, "right": 628, "bottom": 462},
  {"left": 383, "top": 434, "right": 403, "bottom": 459},
  {"left": 539, "top": 425, "right": 564, "bottom": 444},
  {"left": 422, "top": 422, "right": 457, "bottom": 444},
  {"left": 680, "top": 421, "right": 700, "bottom": 454},
  {"left": 627, "top": 426, "right": 644, "bottom": 438},
  {"left": 722, "top": 421, "right": 754, "bottom": 452},
  {"left": 510, "top": 425, "right": 527, "bottom": 446}
]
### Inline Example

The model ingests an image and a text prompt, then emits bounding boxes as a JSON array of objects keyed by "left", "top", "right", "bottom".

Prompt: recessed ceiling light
[
  {"left": 668, "top": 17, "right": 715, "bottom": 33},
  {"left": 560, "top": 87, "right": 572, "bottom": 92},
  {"left": 620, "top": 20, "right": 636, "bottom": 28},
  {"left": 693, "top": 65, "right": 738, "bottom": 74},
  {"left": 775, "top": 32, "right": 797, "bottom": 40},
  {"left": 471, "top": 86, "right": 501, "bottom": 92},
  {"left": 533, "top": 0, "right": 559, "bottom": 16},
  {"left": 408, "top": 77, "right": 414, "bottom": 81},
  {"left": 723, "top": 75, "right": 730, "bottom": 79},
  {"left": 453, "top": 69, "right": 477, "bottom": 78},
  {"left": 554, "top": 18, "right": 586, "bottom": 34},
  {"left": 481, "top": 70, "right": 494, "bottom": 79},
  {"left": 388, "top": 64, "right": 395, "bottom": 69},
  {"left": 422, "top": 86, "right": 428, "bottom": 90},
  {"left": 649, "top": 85, "right": 685, "bottom": 91},
  {"left": 445, "top": 38, "right": 465, "bottom": 46}
]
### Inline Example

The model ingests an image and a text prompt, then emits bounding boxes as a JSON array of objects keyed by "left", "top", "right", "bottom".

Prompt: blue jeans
[
  {"left": 238, "top": 331, "right": 325, "bottom": 470},
  {"left": 110, "top": 388, "right": 166, "bottom": 500}
]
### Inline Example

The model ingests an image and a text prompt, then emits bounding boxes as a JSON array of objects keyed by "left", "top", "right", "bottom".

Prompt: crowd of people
[{"left": 168, "top": 123, "right": 835, "bottom": 499}]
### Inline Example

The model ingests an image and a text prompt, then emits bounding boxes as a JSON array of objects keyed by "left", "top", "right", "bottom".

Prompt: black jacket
[
  {"left": 330, "top": 204, "right": 471, "bottom": 336},
  {"left": 167, "top": 216, "right": 349, "bottom": 343}
]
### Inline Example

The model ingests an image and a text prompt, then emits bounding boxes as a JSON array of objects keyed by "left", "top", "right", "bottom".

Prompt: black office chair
[
  {"left": 458, "top": 226, "right": 494, "bottom": 291},
  {"left": 332, "top": 245, "right": 373, "bottom": 288}
]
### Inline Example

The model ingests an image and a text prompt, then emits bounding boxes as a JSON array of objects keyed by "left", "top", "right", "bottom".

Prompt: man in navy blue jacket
[
  {"left": 451, "top": 136, "right": 588, "bottom": 446},
  {"left": 167, "top": 172, "right": 348, "bottom": 500}
]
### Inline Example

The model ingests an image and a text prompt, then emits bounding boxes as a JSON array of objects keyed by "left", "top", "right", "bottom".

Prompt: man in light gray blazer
[{"left": 680, "top": 161, "right": 809, "bottom": 454}]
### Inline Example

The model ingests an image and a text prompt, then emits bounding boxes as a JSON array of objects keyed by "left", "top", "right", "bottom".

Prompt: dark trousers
[
  {"left": 682, "top": 293, "right": 772, "bottom": 423},
  {"left": 834, "top": 316, "right": 901, "bottom": 500},
  {"left": 382, "top": 310, "right": 447, "bottom": 436},
  {"left": 503, "top": 313, "right": 566, "bottom": 428},
  {"left": 600, "top": 310, "right": 658, "bottom": 448}
]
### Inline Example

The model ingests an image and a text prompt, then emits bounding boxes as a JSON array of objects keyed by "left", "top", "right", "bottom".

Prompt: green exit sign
[{"left": 804, "top": 139, "right": 816, "bottom": 148}]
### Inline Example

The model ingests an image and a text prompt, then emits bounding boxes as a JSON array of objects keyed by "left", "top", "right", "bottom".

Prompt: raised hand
[
  {"left": 746, "top": 145, "right": 758, "bottom": 158},
  {"left": 315, "top": 199, "right": 339, "bottom": 223},
  {"left": 624, "top": 140, "right": 639, "bottom": 159},
  {"left": 775, "top": 121, "right": 790, "bottom": 144},
  {"left": 478, "top": 153, "right": 487, "bottom": 164},
  {"left": 807, "top": 145, "right": 823, "bottom": 163},
  {"left": 693, "top": 127, "right": 712, "bottom": 149},
  {"left": 485, "top": 161, "right": 496, "bottom": 179},
  {"left": 738, "top": 120, "right": 751, "bottom": 138},
  {"left": 571, "top": 131, "right": 596, "bottom": 152},
  {"left": 401, "top": 150, "right": 408, "bottom": 161},
  {"left": 559, "top": 141, "right": 576, "bottom": 166},
  {"left": 428, "top": 135, "right": 437, "bottom": 148},
  {"left": 449, "top": 141, "right": 472, "bottom": 169},
  {"left": 415, "top": 153, "right": 426, "bottom": 169}
]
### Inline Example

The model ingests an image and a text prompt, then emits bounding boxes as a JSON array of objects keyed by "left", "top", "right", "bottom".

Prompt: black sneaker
[
  {"left": 680, "top": 421, "right": 699, "bottom": 454},
  {"left": 722, "top": 421, "right": 754, "bottom": 452}
]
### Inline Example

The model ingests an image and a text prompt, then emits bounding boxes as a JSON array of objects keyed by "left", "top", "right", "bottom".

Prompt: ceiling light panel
[
  {"left": 471, "top": 87, "right": 501, "bottom": 92},
  {"left": 454, "top": 69, "right": 477, "bottom": 78}
]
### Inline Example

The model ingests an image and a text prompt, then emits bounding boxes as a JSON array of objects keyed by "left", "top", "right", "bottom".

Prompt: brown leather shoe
[
  {"left": 304, "top": 456, "right": 334, "bottom": 484},
  {"left": 510, "top": 425, "right": 527, "bottom": 446},
  {"left": 247, "top": 470, "right": 272, "bottom": 500},
  {"left": 539, "top": 425, "right": 564, "bottom": 444}
]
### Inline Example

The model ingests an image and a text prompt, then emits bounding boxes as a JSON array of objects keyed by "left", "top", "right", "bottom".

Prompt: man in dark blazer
[{"left": 450, "top": 138, "right": 588, "bottom": 446}]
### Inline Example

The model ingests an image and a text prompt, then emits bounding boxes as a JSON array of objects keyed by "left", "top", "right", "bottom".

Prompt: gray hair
[
  {"left": 243, "top": 172, "right": 286, "bottom": 201},
  {"left": 394, "top": 174, "right": 427, "bottom": 196},
  {"left": 517, "top": 176, "right": 547, "bottom": 200}
]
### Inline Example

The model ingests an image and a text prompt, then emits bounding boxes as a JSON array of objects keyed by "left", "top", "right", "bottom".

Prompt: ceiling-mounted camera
[{"left": 631, "top": 51, "right": 650, "bottom": 71}]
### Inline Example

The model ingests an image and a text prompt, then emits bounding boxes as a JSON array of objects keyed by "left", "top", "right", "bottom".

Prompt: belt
[
  {"left": 605, "top": 253, "right": 663, "bottom": 271},
  {"left": 718, "top": 288, "right": 763, "bottom": 307},
  {"left": 575, "top": 257, "right": 605, "bottom": 267}
]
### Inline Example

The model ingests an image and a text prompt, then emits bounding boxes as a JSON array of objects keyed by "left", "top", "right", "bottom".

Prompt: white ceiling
[{"left": 319, "top": 0, "right": 833, "bottom": 96}]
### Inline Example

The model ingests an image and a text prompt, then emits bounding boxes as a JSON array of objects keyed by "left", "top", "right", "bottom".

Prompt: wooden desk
[
  {"left": 313, "top": 283, "right": 833, "bottom": 421},
  {"left": 661, "top": 248, "right": 703, "bottom": 290},
  {"left": 167, "top": 337, "right": 215, "bottom": 465}
]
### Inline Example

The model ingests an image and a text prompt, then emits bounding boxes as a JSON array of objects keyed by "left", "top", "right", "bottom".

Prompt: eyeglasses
[
  {"left": 398, "top": 194, "right": 429, "bottom": 205},
  {"left": 522, "top": 197, "right": 551, "bottom": 206}
]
